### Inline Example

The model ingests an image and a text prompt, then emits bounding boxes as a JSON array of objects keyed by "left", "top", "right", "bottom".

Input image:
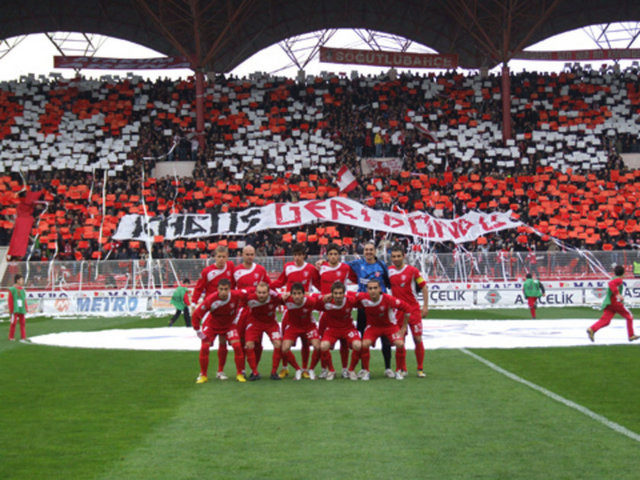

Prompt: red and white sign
[
  {"left": 54, "top": 56, "right": 191, "bottom": 70},
  {"left": 113, "top": 198, "right": 522, "bottom": 243},
  {"left": 319, "top": 47, "right": 458, "bottom": 69},
  {"left": 513, "top": 48, "right": 640, "bottom": 62},
  {"left": 360, "top": 157, "right": 404, "bottom": 176},
  {"left": 336, "top": 166, "right": 358, "bottom": 193}
]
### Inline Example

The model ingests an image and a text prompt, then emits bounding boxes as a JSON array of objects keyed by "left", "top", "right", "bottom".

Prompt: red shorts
[
  {"left": 201, "top": 322, "right": 240, "bottom": 344},
  {"left": 245, "top": 321, "right": 282, "bottom": 343},
  {"left": 396, "top": 308, "right": 422, "bottom": 332},
  {"left": 527, "top": 297, "right": 538, "bottom": 308},
  {"left": 321, "top": 326, "right": 361, "bottom": 347},
  {"left": 407, "top": 321, "right": 423, "bottom": 338},
  {"left": 283, "top": 323, "right": 320, "bottom": 342},
  {"left": 363, "top": 324, "right": 402, "bottom": 344}
]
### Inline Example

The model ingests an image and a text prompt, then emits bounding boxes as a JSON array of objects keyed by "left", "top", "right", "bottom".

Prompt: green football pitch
[{"left": 1, "top": 307, "right": 638, "bottom": 479}]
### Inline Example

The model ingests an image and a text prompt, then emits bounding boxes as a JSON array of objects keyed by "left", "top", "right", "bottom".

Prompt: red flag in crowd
[{"left": 336, "top": 166, "right": 358, "bottom": 193}]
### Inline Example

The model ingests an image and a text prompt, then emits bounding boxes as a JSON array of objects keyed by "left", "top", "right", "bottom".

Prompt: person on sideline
[
  {"left": 8, "top": 274, "right": 27, "bottom": 341},
  {"left": 587, "top": 265, "right": 639, "bottom": 343},
  {"left": 522, "top": 273, "right": 545, "bottom": 319},
  {"left": 168, "top": 278, "right": 191, "bottom": 327}
]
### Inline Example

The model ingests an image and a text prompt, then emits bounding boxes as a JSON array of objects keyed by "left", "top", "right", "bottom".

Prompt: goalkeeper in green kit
[
  {"left": 523, "top": 273, "right": 545, "bottom": 319},
  {"left": 169, "top": 279, "right": 191, "bottom": 327}
]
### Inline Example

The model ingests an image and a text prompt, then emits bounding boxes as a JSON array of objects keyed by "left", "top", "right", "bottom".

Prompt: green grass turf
[{"left": 0, "top": 311, "right": 638, "bottom": 479}]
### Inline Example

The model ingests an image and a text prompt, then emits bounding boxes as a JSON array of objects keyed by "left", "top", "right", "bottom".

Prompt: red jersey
[
  {"left": 192, "top": 290, "right": 247, "bottom": 330},
  {"left": 233, "top": 262, "right": 270, "bottom": 289},
  {"left": 192, "top": 260, "right": 236, "bottom": 304},
  {"left": 283, "top": 294, "right": 322, "bottom": 329},
  {"left": 245, "top": 290, "right": 284, "bottom": 324},
  {"left": 317, "top": 293, "right": 359, "bottom": 329},
  {"left": 272, "top": 262, "right": 320, "bottom": 292},
  {"left": 388, "top": 264, "right": 426, "bottom": 309},
  {"left": 356, "top": 292, "right": 411, "bottom": 327},
  {"left": 318, "top": 261, "right": 357, "bottom": 294}
]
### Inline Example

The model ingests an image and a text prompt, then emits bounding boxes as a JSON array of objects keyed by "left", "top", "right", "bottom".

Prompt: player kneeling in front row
[
  {"left": 244, "top": 282, "right": 285, "bottom": 381},
  {"left": 358, "top": 279, "right": 411, "bottom": 380},
  {"left": 281, "top": 283, "right": 323, "bottom": 380},
  {"left": 192, "top": 279, "right": 247, "bottom": 383},
  {"left": 318, "top": 281, "right": 363, "bottom": 381}
]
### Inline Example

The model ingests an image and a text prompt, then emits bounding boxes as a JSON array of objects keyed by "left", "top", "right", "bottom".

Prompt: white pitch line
[{"left": 460, "top": 348, "right": 640, "bottom": 443}]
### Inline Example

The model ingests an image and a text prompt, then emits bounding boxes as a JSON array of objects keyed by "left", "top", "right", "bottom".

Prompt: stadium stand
[{"left": 1, "top": 63, "right": 640, "bottom": 270}]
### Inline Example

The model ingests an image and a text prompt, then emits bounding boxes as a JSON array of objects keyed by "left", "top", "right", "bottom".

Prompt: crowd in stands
[{"left": 1, "top": 62, "right": 640, "bottom": 263}]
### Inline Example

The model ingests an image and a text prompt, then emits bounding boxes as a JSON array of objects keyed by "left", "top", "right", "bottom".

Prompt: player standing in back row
[{"left": 389, "top": 244, "right": 429, "bottom": 377}]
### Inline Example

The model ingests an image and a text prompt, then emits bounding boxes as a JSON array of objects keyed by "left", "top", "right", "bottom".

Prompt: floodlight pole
[
  {"left": 501, "top": 64, "right": 512, "bottom": 142},
  {"left": 195, "top": 69, "right": 205, "bottom": 149}
]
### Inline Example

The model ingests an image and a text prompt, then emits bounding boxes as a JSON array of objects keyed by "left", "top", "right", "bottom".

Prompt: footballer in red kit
[
  {"left": 234, "top": 245, "right": 270, "bottom": 370},
  {"left": 389, "top": 245, "right": 429, "bottom": 377},
  {"left": 281, "top": 283, "right": 323, "bottom": 380},
  {"left": 317, "top": 281, "right": 363, "bottom": 380},
  {"left": 191, "top": 279, "right": 247, "bottom": 383},
  {"left": 271, "top": 243, "right": 319, "bottom": 377},
  {"left": 191, "top": 245, "right": 236, "bottom": 374},
  {"left": 191, "top": 245, "right": 236, "bottom": 304},
  {"left": 315, "top": 243, "right": 357, "bottom": 377},
  {"left": 356, "top": 279, "right": 411, "bottom": 380},
  {"left": 244, "top": 282, "right": 285, "bottom": 380}
]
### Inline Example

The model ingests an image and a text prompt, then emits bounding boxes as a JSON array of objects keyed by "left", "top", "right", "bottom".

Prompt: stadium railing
[{"left": 3, "top": 250, "right": 638, "bottom": 290}]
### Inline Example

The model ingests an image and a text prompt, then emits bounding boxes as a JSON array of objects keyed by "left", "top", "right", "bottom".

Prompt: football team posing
[{"left": 190, "top": 241, "right": 429, "bottom": 383}]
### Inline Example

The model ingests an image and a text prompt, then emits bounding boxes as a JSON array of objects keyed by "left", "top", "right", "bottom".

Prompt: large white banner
[{"left": 112, "top": 198, "right": 521, "bottom": 243}]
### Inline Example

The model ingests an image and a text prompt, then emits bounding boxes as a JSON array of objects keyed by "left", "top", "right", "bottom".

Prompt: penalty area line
[{"left": 460, "top": 348, "right": 640, "bottom": 443}]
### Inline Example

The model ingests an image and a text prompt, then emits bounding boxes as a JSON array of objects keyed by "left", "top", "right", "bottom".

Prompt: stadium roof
[{"left": 2, "top": 0, "right": 640, "bottom": 71}]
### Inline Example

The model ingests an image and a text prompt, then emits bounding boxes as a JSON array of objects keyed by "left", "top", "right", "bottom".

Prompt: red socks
[
  {"left": 321, "top": 350, "right": 334, "bottom": 372},
  {"left": 339, "top": 341, "right": 349, "bottom": 369},
  {"left": 217, "top": 341, "right": 228, "bottom": 372},
  {"left": 231, "top": 342, "right": 245, "bottom": 375},
  {"left": 301, "top": 341, "right": 310, "bottom": 369},
  {"left": 395, "top": 346, "right": 407, "bottom": 372},
  {"left": 310, "top": 349, "right": 321, "bottom": 370},
  {"left": 199, "top": 341, "right": 211, "bottom": 376},
  {"left": 349, "top": 349, "right": 361, "bottom": 371},
  {"left": 285, "top": 351, "right": 301, "bottom": 371},
  {"left": 271, "top": 349, "right": 282, "bottom": 375},
  {"left": 245, "top": 346, "right": 258, "bottom": 374},
  {"left": 360, "top": 347, "right": 370, "bottom": 370},
  {"left": 415, "top": 342, "right": 425, "bottom": 371}
]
